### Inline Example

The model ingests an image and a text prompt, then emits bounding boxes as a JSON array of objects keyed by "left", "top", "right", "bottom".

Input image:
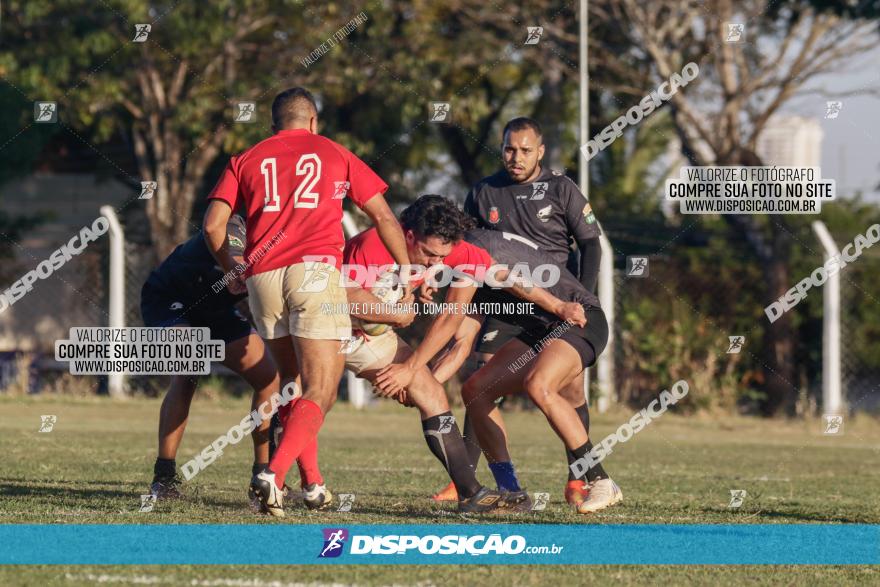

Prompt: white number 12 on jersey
[{"left": 260, "top": 154, "right": 322, "bottom": 212}]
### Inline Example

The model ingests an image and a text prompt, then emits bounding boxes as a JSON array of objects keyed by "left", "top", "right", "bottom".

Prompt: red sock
[
  {"left": 296, "top": 438, "right": 323, "bottom": 488},
  {"left": 277, "top": 399, "right": 294, "bottom": 426},
  {"left": 268, "top": 399, "right": 324, "bottom": 488}
]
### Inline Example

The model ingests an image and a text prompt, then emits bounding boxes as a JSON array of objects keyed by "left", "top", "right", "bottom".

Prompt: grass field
[{"left": 1, "top": 394, "right": 878, "bottom": 585}]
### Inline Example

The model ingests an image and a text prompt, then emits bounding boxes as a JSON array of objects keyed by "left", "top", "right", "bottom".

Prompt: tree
[
  {"left": 597, "top": 0, "right": 877, "bottom": 414},
  {"left": 0, "top": 0, "right": 353, "bottom": 256}
]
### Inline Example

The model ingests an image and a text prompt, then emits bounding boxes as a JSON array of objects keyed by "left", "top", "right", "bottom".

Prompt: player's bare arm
[
  {"left": 375, "top": 281, "right": 477, "bottom": 395},
  {"left": 203, "top": 200, "right": 247, "bottom": 295},
  {"left": 203, "top": 200, "right": 235, "bottom": 272},
  {"left": 361, "top": 196, "right": 412, "bottom": 289},
  {"left": 492, "top": 265, "right": 587, "bottom": 327},
  {"left": 431, "top": 314, "right": 482, "bottom": 385}
]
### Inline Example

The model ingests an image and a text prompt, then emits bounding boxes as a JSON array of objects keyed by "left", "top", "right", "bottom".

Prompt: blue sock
[{"left": 488, "top": 461, "right": 521, "bottom": 492}]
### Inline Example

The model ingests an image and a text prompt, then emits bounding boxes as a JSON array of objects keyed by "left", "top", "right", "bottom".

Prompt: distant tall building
[{"left": 756, "top": 115, "right": 823, "bottom": 167}]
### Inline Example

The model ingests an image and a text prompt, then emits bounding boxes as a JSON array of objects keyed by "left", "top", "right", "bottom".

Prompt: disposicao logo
[{"left": 319, "top": 528, "right": 348, "bottom": 558}]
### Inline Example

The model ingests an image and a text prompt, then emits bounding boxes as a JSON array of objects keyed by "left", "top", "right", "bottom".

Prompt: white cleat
[
  {"left": 249, "top": 471, "right": 285, "bottom": 517},
  {"left": 577, "top": 479, "right": 622, "bottom": 514},
  {"left": 303, "top": 483, "right": 333, "bottom": 510}
]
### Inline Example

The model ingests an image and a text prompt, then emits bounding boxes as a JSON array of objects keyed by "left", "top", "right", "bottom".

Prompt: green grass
[{"left": 1, "top": 395, "right": 878, "bottom": 585}]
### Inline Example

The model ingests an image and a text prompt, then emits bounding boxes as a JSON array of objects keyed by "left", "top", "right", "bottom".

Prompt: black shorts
[
  {"left": 516, "top": 306, "right": 608, "bottom": 370},
  {"left": 140, "top": 281, "right": 252, "bottom": 345},
  {"left": 475, "top": 316, "right": 523, "bottom": 354}
]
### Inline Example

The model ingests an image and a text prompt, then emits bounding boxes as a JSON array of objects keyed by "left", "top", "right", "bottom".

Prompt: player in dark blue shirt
[{"left": 142, "top": 217, "right": 330, "bottom": 511}]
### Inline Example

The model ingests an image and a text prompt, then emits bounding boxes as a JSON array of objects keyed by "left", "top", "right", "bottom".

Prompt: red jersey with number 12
[{"left": 207, "top": 128, "right": 387, "bottom": 276}]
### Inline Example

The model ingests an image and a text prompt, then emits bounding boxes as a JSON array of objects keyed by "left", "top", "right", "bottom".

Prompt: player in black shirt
[
  {"left": 433, "top": 117, "right": 606, "bottom": 508},
  {"left": 431, "top": 227, "right": 622, "bottom": 514},
  {"left": 142, "top": 217, "right": 330, "bottom": 510}
]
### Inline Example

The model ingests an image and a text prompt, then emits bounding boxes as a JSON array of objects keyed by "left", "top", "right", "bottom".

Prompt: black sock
[
  {"left": 252, "top": 462, "right": 269, "bottom": 477},
  {"left": 461, "top": 412, "right": 483, "bottom": 470},
  {"left": 571, "top": 441, "right": 608, "bottom": 483},
  {"left": 154, "top": 458, "right": 176, "bottom": 480},
  {"left": 422, "top": 412, "right": 482, "bottom": 499},
  {"left": 267, "top": 413, "right": 281, "bottom": 461},
  {"left": 567, "top": 403, "right": 591, "bottom": 481}
]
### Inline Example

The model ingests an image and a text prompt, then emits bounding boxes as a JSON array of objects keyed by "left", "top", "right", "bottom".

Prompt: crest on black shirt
[
  {"left": 536, "top": 204, "right": 552, "bottom": 222},
  {"left": 488, "top": 206, "right": 500, "bottom": 224}
]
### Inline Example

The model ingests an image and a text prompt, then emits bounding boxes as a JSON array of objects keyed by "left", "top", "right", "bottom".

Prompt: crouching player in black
[
  {"left": 431, "top": 228, "right": 622, "bottom": 514},
  {"left": 142, "top": 216, "right": 328, "bottom": 510}
]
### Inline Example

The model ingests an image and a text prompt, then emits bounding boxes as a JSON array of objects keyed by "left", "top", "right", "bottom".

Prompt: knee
[
  {"left": 409, "top": 372, "right": 449, "bottom": 413},
  {"left": 461, "top": 374, "right": 478, "bottom": 404},
  {"left": 461, "top": 374, "right": 490, "bottom": 413},
  {"left": 523, "top": 373, "right": 555, "bottom": 410},
  {"left": 303, "top": 386, "right": 337, "bottom": 414}
]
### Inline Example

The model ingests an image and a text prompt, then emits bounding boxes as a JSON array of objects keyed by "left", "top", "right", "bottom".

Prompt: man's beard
[{"left": 508, "top": 161, "right": 538, "bottom": 183}]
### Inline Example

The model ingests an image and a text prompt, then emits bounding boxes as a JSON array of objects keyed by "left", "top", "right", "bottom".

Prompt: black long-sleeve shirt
[{"left": 463, "top": 167, "right": 601, "bottom": 293}]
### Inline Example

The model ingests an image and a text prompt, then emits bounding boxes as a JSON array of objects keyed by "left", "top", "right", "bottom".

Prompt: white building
[{"left": 756, "top": 115, "right": 823, "bottom": 167}]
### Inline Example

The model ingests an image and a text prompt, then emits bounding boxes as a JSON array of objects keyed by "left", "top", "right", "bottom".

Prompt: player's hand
[
  {"left": 372, "top": 382, "right": 400, "bottom": 400},
  {"left": 392, "top": 293, "right": 417, "bottom": 328},
  {"left": 395, "top": 386, "right": 415, "bottom": 407},
  {"left": 396, "top": 266, "right": 413, "bottom": 300},
  {"left": 375, "top": 362, "right": 416, "bottom": 396},
  {"left": 555, "top": 302, "right": 586, "bottom": 327},
  {"left": 418, "top": 282, "right": 437, "bottom": 304}
]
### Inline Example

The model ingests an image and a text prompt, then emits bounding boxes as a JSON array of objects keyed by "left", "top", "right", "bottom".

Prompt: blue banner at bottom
[{"left": 1, "top": 524, "right": 877, "bottom": 565}]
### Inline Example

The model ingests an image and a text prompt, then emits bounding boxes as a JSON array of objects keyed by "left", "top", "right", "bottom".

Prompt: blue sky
[{"left": 786, "top": 41, "right": 880, "bottom": 202}]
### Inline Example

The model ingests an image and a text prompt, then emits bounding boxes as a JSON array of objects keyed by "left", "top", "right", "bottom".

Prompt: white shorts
[
  {"left": 246, "top": 262, "right": 351, "bottom": 340},
  {"left": 342, "top": 330, "right": 410, "bottom": 375}
]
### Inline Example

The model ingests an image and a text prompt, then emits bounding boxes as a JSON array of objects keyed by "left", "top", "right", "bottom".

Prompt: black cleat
[
  {"left": 458, "top": 486, "right": 503, "bottom": 513},
  {"left": 499, "top": 490, "right": 532, "bottom": 512},
  {"left": 150, "top": 475, "right": 183, "bottom": 500}
]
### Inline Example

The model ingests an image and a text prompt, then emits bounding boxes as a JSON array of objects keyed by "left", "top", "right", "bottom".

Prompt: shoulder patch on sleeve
[{"left": 582, "top": 203, "right": 596, "bottom": 224}]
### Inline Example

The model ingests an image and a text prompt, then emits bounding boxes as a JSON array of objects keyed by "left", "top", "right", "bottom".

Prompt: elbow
[
  {"left": 373, "top": 209, "right": 397, "bottom": 227},
  {"left": 203, "top": 215, "right": 221, "bottom": 238},
  {"left": 203, "top": 211, "right": 227, "bottom": 244}
]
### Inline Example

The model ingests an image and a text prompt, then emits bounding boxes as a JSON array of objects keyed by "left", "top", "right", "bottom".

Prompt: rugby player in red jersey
[
  {"left": 203, "top": 87, "right": 410, "bottom": 516},
  {"left": 142, "top": 217, "right": 326, "bottom": 509}
]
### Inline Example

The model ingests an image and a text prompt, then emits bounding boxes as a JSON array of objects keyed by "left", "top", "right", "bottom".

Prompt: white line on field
[{"left": 63, "top": 572, "right": 373, "bottom": 587}]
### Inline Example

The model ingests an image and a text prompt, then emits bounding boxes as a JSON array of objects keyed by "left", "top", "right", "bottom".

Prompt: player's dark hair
[
  {"left": 399, "top": 195, "right": 476, "bottom": 244},
  {"left": 502, "top": 117, "right": 542, "bottom": 142},
  {"left": 271, "top": 87, "right": 318, "bottom": 129}
]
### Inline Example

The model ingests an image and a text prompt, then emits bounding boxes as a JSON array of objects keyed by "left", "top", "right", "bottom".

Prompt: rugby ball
[{"left": 353, "top": 269, "right": 404, "bottom": 337}]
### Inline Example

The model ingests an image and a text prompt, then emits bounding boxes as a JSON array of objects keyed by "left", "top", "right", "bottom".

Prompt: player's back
[
  {"left": 145, "top": 232, "right": 244, "bottom": 307},
  {"left": 209, "top": 128, "right": 385, "bottom": 276}
]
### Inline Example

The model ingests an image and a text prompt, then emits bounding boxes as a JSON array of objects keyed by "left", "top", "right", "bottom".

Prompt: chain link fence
[
  {"left": 3, "top": 211, "right": 878, "bottom": 414},
  {"left": 123, "top": 241, "right": 155, "bottom": 329},
  {"left": 610, "top": 249, "right": 764, "bottom": 413},
  {"left": 840, "top": 253, "right": 880, "bottom": 412},
  {"left": 0, "top": 241, "right": 108, "bottom": 394},
  {"left": 609, "top": 231, "right": 880, "bottom": 414}
]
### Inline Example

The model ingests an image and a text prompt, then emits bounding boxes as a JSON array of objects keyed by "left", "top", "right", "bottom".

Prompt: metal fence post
[
  {"left": 596, "top": 232, "right": 615, "bottom": 412},
  {"left": 100, "top": 206, "right": 126, "bottom": 398},
  {"left": 811, "top": 221, "right": 843, "bottom": 414}
]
